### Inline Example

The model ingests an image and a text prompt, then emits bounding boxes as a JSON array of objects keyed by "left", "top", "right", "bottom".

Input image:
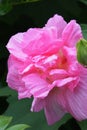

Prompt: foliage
[
  {"left": 81, "top": 24, "right": 87, "bottom": 40},
  {"left": 79, "top": 0, "right": 87, "bottom": 5},
  {"left": 0, "top": 115, "right": 29, "bottom": 130},
  {"left": 0, "top": 0, "right": 41, "bottom": 15},
  {"left": 0, "top": 4, "right": 12, "bottom": 15}
]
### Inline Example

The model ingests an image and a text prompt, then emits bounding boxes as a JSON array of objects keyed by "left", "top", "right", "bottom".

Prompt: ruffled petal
[
  {"left": 31, "top": 88, "right": 66, "bottom": 125},
  {"left": 52, "top": 76, "right": 79, "bottom": 91},
  {"left": 44, "top": 88, "right": 66, "bottom": 125},
  {"left": 7, "top": 65, "right": 23, "bottom": 90},
  {"left": 49, "top": 69, "right": 68, "bottom": 80},
  {"left": 23, "top": 27, "right": 62, "bottom": 56},
  {"left": 7, "top": 55, "right": 31, "bottom": 99},
  {"left": 45, "top": 14, "right": 67, "bottom": 38},
  {"left": 18, "top": 87, "right": 31, "bottom": 99},
  {"left": 58, "top": 67, "right": 87, "bottom": 120},
  {"left": 62, "top": 46, "right": 80, "bottom": 76},
  {"left": 22, "top": 73, "right": 52, "bottom": 98},
  {"left": 7, "top": 55, "right": 23, "bottom": 90},
  {"left": 6, "top": 33, "right": 27, "bottom": 61},
  {"left": 31, "top": 98, "right": 45, "bottom": 112},
  {"left": 62, "top": 20, "right": 83, "bottom": 47}
]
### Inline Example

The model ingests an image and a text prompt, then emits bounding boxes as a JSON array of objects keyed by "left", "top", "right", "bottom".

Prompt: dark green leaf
[
  {"left": 0, "top": 4, "right": 12, "bottom": 15},
  {"left": 76, "top": 38, "right": 87, "bottom": 66},
  {"left": 59, "top": 118, "right": 81, "bottom": 130},
  {"left": 0, "top": 87, "right": 17, "bottom": 97},
  {"left": 79, "top": 0, "right": 87, "bottom": 5},
  {"left": 81, "top": 24, "right": 87, "bottom": 40},
  {"left": 77, "top": 120, "right": 87, "bottom": 130},
  {"left": 0, "top": 116, "right": 12, "bottom": 130}
]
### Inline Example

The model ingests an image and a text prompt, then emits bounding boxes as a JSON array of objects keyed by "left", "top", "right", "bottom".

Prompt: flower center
[
  {"left": 57, "top": 50, "right": 68, "bottom": 70},
  {"left": 58, "top": 56, "right": 67, "bottom": 69}
]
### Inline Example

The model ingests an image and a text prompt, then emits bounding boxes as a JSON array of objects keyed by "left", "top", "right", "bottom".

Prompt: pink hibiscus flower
[{"left": 6, "top": 14, "right": 87, "bottom": 125}]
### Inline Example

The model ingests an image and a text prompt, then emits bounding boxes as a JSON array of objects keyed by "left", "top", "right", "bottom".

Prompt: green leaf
[
  {"left": 79, "top": 0, "right": 87, "bottom": 5},
  {"left": 76, "top": 38, "right": 87, "bottom": 66},
  {"left": 0, "top": 115, "right": 29, "bottom": 130},
  {"left": 0, "top": 4, "right": 12, "bottom": 15},
  {"left": 0, "top": 87, "right": 17, "bottom": 97},
  {"left": 6, "top": 124, "right": 29, "bottom": 130},
  {"left": 0, "top": 116, "right": 12, "bottom": 130}
]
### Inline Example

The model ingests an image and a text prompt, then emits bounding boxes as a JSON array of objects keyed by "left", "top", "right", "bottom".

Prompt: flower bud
[{"left": 76, "top": 39, "right": 87, "bottom": 67}]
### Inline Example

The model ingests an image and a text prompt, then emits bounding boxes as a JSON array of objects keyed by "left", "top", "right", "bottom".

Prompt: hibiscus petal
[
  {"left": 62, "top": 46, "right": 80, "bottom": 75},
  {"left": 31, "top": 88, "right": 66, "bottom": 125},
  {"left": 7, "top": 65, "right": 31, "bottom": 99},
  {"left": 45, "top": 14, "right": 67, "bottom": 38},
  {"left": 7, "top": 66, "right": 23, "bottom": 90},
  {"left": 23, "top": 27, "right": 62, "bottom": 56},
  {"left": 7, "top": 55, "right": 23, "bottom": 90},
  {"left": 62, "top": 20, "right": 83, "bottom": 47},
  {"left": 53, "top": 77, "right": 79, "bottom": 88},
  {"left": 22, "top": 73, "right": 52, "bottom": 98},
  {"left": 18, "top": 87, "right": 31, "bottom": 99},
  {"left": 58, "top": 68, "right": 87, "bottom": 120},
  {"left": 49, "top": 69, "right": 68, "bottom": 79},
  {"left": 7, "top": 55, "right": 31, "bottom": 99},
  {"left": 44, "top": 88, "right": 66, "bottom": 125},
  {"left": 6, "top": 33, "right": 27, "bottom": 61},
  {"left": 31, "top": 98, "right": 45, "bottom": 112}
]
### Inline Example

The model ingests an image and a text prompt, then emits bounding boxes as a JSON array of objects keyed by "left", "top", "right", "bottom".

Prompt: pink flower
[{"left": 6, "top": 14, "right": 87, "bottom": 125}]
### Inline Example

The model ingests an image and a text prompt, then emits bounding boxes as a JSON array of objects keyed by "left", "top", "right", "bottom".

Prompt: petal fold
[
  {"left": 6, "top": 33, "right": 27, "bottom": 61},
  {"left": 22, "top": 73, "right": 52, "bottom": 98},
  {"left": 44, "top": 88, "right": 66, "bottom": 125},
  {"left": 57, "top": 68, "right": 87, "bottom": 121},
  {"left": 62, "top": 20, "right": 83, "bottom": 47},
  {"left": 46, "top": 14, "right": 67, "bottom": 38}
]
